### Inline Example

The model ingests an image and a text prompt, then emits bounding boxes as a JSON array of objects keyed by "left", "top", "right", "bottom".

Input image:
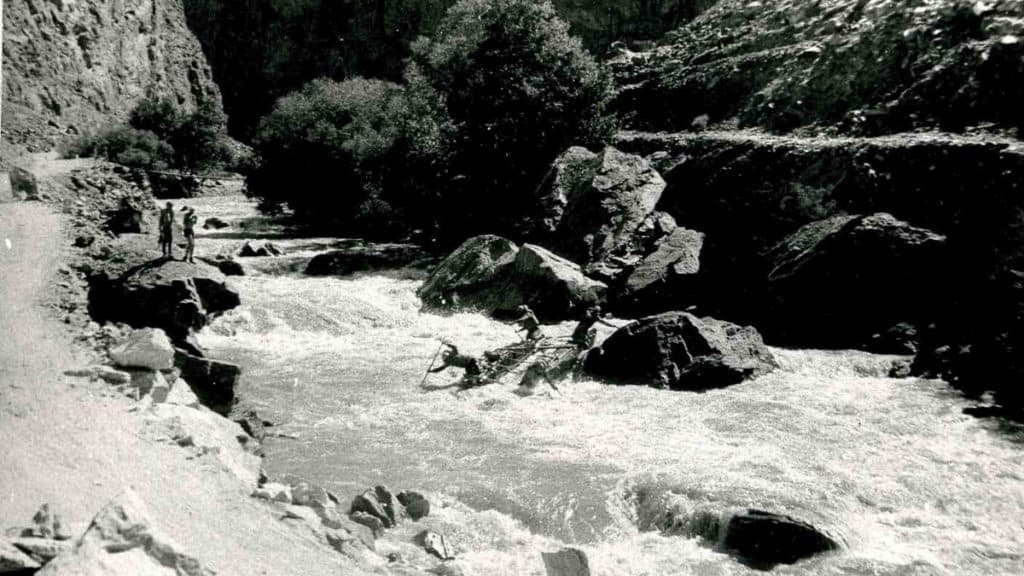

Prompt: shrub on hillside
[
  {"left": 62, "top": 127, "right": 175, "bottom": 170},
  {"left": 409, "top": 0, "right": 615, "bottom": 236}
]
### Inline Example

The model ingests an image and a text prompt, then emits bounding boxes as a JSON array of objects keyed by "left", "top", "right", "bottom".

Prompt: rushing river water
[{"left": 184, "top": 196, "right": 1024, "bottom": 576}]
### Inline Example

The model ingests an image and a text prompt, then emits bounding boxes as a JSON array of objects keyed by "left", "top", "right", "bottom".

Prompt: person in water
[
  {"left": 182, "top": 207, "right": 198, "bottom": 263},
  {"left": 429, "top": 343, "right": 484, "bottom": 387},
  {"left": 571, "top": 305, "right": 616, "bottom": 350},
  {"left": 513, "top": 305, "right": 543, "bottom": 341},
  {"left": 159, "top": 201, "right": 175, "bottom": 258}
]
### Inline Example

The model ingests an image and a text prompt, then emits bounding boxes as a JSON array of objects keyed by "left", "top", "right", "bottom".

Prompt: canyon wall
[{"left": 2, "top": 0, "right": 222, "bottom": 151}]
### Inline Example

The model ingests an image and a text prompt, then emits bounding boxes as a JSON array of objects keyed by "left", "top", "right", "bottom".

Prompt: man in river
[
  {"left": 571, "top": 305, "right": 616, "bottom": 350},
  {"left": 159, "top": 201, "right": 175, "bottom": 258},
  {"left": 513, "top": 305, "right": 543, "bottom": 342},
  {"left": 428, "top": 343, "right": 485, "bottom": 388},
  {"left": 182, "top": 206, "right": 198, "bottom": 263}
]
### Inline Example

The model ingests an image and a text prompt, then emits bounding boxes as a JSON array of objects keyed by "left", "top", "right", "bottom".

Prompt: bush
[
  {"left": 409, "top": 0, "right": 615, "bottom": 236},
  {"left": 249, "top": 77, "right": 417, "bottom": 229},
  {"left": 173, "top": 99, "right": 233, "bottom": 172},
  {"left": 62, "top": 127, "right": 175, "bottom": 170},
  {"left": 129, "top": 97, "right": 183, "bottom": 140}
]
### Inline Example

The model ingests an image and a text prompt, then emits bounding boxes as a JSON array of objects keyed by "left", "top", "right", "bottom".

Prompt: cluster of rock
[{"left": 1, "top": 493, "right": 218, "bottom": 576}]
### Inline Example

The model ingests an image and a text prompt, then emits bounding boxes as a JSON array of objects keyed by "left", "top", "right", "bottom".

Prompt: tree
[{"left": 409, "top": 0, "right": 615, "bottom": 237}]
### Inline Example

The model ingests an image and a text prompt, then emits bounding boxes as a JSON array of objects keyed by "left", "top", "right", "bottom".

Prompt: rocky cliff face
[
  {"left": 3, "top": 0, "right": 222, "bottom": 151},
  {"left": 182, "top": 0, "right": 716, "bottom": 137},
  {"left": 614, "top": 0, "right": 1024, "bottom": 135}
]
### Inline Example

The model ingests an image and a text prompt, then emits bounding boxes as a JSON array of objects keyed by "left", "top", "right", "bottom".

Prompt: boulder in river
[
  {"left": 722, "top": 509, "right": 839, "bottom": 568},
  {"left": 417, "top": 530, "right": 455, "bottom": 561},
  {"left": 583, "top": 312, "right": 777, "bottom": 390},
  {"left": 238, "top": 241, "right": 282, "bottom": 257},
  {"left": 349, "top": 487, "right": 396, "bottom": 529},
  {"left": 203, "top": 217, "right": 229, "bottom": 230},
  {"left": 199, "top": 255, "right": 245, "bottom": 276},
  {"left": 762, "top": 212, "right": 947, "bottom": 348},
  {"left": 614, "top": 227, "right": 705, "bottom": 316},
  {"left": 305, "top": 244, "right": 426, "bottom": 276},
  {"left": 419, "top": 237, "right": 606, "bottom": 322},
  {"left": 36, "top": 489, "right": 214, "bottom": 576},
  {"left": 529, "top": 147, "right": 666, "bottom": 269},
  {"left": 396, "top": 490, "right": 430, "bottom": 521},
  {"left": 88, "top": 260, "right": 240, "bottom": 342},
  {"left": 109, "top": 328, "right": 175, "bottom": 370},
  {"left": 418, "top": 235, "right": 520, "bottom": 309}
]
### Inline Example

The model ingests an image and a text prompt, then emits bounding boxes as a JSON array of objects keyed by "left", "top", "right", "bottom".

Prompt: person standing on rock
[
  {"left": 513, "top": 305, "right": 543, "bottom": 342},
  {"left": 571, "top": 305, "right": 616, "bottom": 350},
  {"left": 183, "top": 207, "right": 198, "bottom": 263},
  {"left": 159, "top": 201, "right": 175, "bottom": 258}
]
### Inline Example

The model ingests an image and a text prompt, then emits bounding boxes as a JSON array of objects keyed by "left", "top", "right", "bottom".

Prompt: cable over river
[{"left": 187, "top": 195, "right": 1024, "bottom": 576}]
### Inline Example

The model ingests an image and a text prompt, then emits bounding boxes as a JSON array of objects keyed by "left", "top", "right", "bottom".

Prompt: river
[{"left": 184, "top": 195, "right": 1023, "bottom": 576}]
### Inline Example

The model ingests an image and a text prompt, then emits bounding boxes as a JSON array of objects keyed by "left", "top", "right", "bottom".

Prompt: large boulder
[
  {"left": 305, "top": 244, "right": 426, "bottom": 276},
  {"left": 1, "top": 538, "right": 41, "bottom": 572},
  {"left": 614, "top": 227, "right": 704, "bottom": 316},
  {"left": 762, "top": 213, "right": 947, "bottom": 348},
  {"left": 173, "top": 350, "right": 241, "bottom": 415},
  {"left": 109, "top": 328, "right": 175, "bottom": 370},
  {"left": 420, "top": 238, "right": 607, "bottom": 322},
  {"left": 418, "top": 235, "right": 520, "bottom": 309},
  {"left": 583, "top": 312, "right": 776, "bottom": 390},
  {"left": 722, "top": 510, "right": 839, "bottom": 569},
  {"left": 89, "top": 260, "right": 240, "bottom": 342},
  {"left": 530, "top": 147, "right": 666, "bottom": 269},
  {"left": 37, "top": 489, "right": 214, "bottom": 576},
  {"left": 106, "top": 198, "right": 149, "bottom": 235},
  {"left": 9, "top": 166, "right": 40, "bottom": 201}
]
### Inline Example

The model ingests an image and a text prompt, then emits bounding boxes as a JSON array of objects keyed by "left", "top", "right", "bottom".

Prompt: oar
[{"left": 419, "top": 342, "right": 445, "bottom": 387}]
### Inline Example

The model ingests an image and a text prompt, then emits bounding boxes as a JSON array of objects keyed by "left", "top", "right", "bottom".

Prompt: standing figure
[
  {"left": 571, "top": 305, "right": 615, "bottom": 350},
  {"left": 183, "top": 207, "right": 198, "bottom": 263},
  {"left": 159, "top": 202, "right": 175, "bottom": 258},
  {"left": 513, "top": 305, "right": 543, "bottom": 341}
]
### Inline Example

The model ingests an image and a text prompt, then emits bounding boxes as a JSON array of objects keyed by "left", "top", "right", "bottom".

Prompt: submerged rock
[
  {"left": 109, "top": 328, "right": 175, "bottom": 370},
  {"left": 583, "top": 312, "right": 776, "bottom": 390},
  {"left": 37, "top": 489, "right": 215, "bottom": 576},
  {"left": 542, "top": 548, "right": 591, "bottom": 576},
  {"left": 763, "top": 213, "right": 947, "bottom": 348},
  {"left": 305, "top": 244, "right": 426, "bottom": 276},
  {"left": 419, "top": 237, "right": 606, "bottom": 322},
  {"left": 238, "top": 241, "right": 282, "bottom": 257},
  {"left": 722, "top": 510, "right": 839, "bottom": 568}
]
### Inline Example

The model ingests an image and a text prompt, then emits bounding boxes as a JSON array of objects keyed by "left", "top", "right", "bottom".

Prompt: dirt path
[{"left": 0, "top": 201, "right": 372, "bottom": 575}]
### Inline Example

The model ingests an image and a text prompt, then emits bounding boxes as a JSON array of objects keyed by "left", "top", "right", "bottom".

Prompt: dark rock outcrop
[
  {"left": 174, "top": 350, "right": 241, "bottom": 415},
  {"left": 614, "top": 227, "right": 704, "bottom": 316},
  {"left": 199, "top": 256, "right": 245, "bottom": 276},
  {"left": 203, "top": 217, "right": 230, "bottom": 230},
  {"left": 722, "top": 510, "right": 839, "bottom": 569},
  {"left": 541, "top": 548, "right": 591, "bottom": 576},
  {"left": 305, "top": 245, "right": 426, "bottom": 276},
  {"left": 106, "top": 198, "right": 150, "bottom": 235},
  {"left": 528, "top": 147, "right": 666, "bottom": 272},
  {"left": 762, "top": 213, "right": 947, "bottom": 348},
  {"left": 396, "top": 491, "right": 430, "bottom": 521},
  {"left": 89, "top": 260, "right": 240, "bottom": 342},
  {"left": 419, "top": 236, "right": 607, "bottom": 322},
  {"left": 349, "top": 486, "right": 399, "bottom": 529},
  {"left": 584, "top": 312, "right": 776, "bottom": 390}
]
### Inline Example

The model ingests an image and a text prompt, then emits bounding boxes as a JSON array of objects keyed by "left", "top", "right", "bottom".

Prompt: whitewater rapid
[{"left": 187, "top": 196, "right": 1024, "bottom": 576}]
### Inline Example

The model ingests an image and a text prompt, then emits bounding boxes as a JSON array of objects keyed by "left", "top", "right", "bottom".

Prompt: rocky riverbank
[{"left": 0, "top": 159, "right": 508, "bottom": 576}]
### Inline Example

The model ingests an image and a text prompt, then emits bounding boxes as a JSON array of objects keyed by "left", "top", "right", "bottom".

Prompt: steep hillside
[
  {"left": 614, "top": 0, "right": 1024, "bottom": 135},
  {"left": 2, "top": 0, "right": 223, "bottom": 151},
  {"left": 182, "top": 0, "right": 715, "bottom": 137}
]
